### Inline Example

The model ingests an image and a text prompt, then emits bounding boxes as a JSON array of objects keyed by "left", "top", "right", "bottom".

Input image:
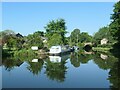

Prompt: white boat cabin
[
  {"left": 49, "top": 56, "right": 61, "bottom": 63},
  {"left": 32, "top": 59, "right": 38, "bottom": 62},
  {"left": 49, "top": 46, "right": 62, "bottom": 54}
]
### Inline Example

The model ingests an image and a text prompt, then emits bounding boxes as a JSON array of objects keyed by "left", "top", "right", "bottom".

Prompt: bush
[{"left": 14, "top": 49, "right": 37, "bottom": 61}]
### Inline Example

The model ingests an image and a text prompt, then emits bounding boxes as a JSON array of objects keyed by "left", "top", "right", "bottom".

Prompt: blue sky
[{"left": 2, "top": 2, "right": 115, "bottom": 36}]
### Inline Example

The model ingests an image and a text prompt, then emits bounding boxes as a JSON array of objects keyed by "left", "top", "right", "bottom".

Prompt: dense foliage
[
  {"left": 24, "top": 31, "right": 44, "bottom": 49},
  {"left": 44, "top": 19, "right": 67, "bottom": 47},
  {"left": 110, "top": 1, "right": 120, "bottom": 42},
  {"left": 109, "top": 1, "right": 120, "bottom": 55},
  {"left": 69, "top": 29, "right": 92, "bottom": 48},
  {"left": 93, "top": 27, "right": 114, "bottom": 47}
]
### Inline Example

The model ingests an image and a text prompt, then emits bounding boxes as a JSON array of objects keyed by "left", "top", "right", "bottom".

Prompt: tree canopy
[
  {"left": 69, "top": 29, "right": 92, "bottom": 47},
  {"left": 93, "top": 26, "right": 114, "bottom": 46},
  {"left": 24, "top": 31, "right": 44, "bottom": 49},
  {"left": 44, "top": 19, "right": 67, "bottom": 47},
  {"left": 109, "top": 1, "right": 120, "bottom": 42}
]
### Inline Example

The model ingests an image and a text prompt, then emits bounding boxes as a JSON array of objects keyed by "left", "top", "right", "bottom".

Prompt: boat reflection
[
  {"left": 49, "top": 56, "right": 61, "bottom": 63},
  {"left": 31, "top": 59, "right": 38, "bottom": 62}
]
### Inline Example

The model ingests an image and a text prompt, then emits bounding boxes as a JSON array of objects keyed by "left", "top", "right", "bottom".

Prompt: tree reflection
[
  {"left": 79, "top": 52, "right": 93, "bottom": 64},
  {"left": 108, "top": 60, "right": 120, "bottom": 89},
  {"left": 106, "top": 51, "right": 120, "bottom": 90},
  {"left": 2, "top": 47, "right": 120, "bottom": 88},
  {"left": 93, "top": 52, "right": 118, "bottom": 70},
  {"left": 70, "top": 52, "right": 93, "bottom": 68},
  {"left": 27, "top": 59, "right": 44, "bottom": 75},
  {"left": 70, "top": 52, "right": 80, "bottom": 67},
  {"left": 2, "top": 58, "right": 23, "bottom": 71},
  {"left": 44, "top": 56, "right": 68, "bottom": 82}
]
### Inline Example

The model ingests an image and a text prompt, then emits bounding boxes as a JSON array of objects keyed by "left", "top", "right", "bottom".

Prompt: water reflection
[
  {"left": 26, "top": 59, "right": 44, "bottom": 75},
  {"left": 49, "top": 56, "right": 61, "bottom": 63},
  {"left": 100, "top": 54, "right": 108, "bottom": 60},
  {"left": 108, "top": 60, "right": 120, "bottom": 89},
  {"left": 2, "top": 50, "right": 120, "bottom": 88},
  {"left": 93, "top": 52, "right": 118, "bottom": 70},
  {"left": 2, "top": 58, "right": 23, "bottom": 71},
  {"left": 44, "top": 55, "right": 68, "bottom": 82}
]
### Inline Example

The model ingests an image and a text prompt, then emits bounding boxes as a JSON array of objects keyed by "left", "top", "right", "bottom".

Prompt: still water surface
[{"left": 2, "top": 52, "right": 119, "bottom": 88}]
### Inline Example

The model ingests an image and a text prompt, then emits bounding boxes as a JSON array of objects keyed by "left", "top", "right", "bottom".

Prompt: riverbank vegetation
[
  {"left": 0, "top": 1, "right": 120, "bottom": 59},
  {"left": 1, "top": 1, "right": 120, "bottom": 89}
]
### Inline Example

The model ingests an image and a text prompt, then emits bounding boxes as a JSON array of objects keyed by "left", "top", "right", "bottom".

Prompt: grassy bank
[{"left": 92, "top": 47, "right": 112, "bottom": 53}]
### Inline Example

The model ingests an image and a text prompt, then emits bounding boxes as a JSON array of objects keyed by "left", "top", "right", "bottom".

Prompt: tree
[
  {"left": 44, "top": 19, "right": 67, "bottom": 47},
  {"left": 80, "top": 32, "right": 92, "bottom": 43},
  {"left": 0, "top": 30, "right": 15, "bottom": 38},
  {"left": 0, "top": 30, "right": 16, "bottom": 46},
  {"left": 47, "top": 33, "right": 63, "bottom": 47},
  {"left": 69, "top": 29, "right": 81, "bottom": 46},
  {"left": 7, "top": 35, "right": 18, "bottom": 49},
  {"left": 25, "top": 31, "right": 44, "bottom": 49},
  {"left": 93, "top": 26, "right": 114, "bottom": 46},
  {"left": 109, "top": 1, "right": 120, "bottom": 41},
  {"left": 69, "top": 29, "right": 92, "bottom": 47},
  {"left": 33, "top": 31, "right": 44, "bottom": 37},
  {"left": 109, "top": 1, "right": 120, "bottom": 55}
]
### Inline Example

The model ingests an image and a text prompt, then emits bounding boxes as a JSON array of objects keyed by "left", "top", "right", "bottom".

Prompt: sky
[{"left": 2, "top": 2, "right": 116, "bottom": 36}]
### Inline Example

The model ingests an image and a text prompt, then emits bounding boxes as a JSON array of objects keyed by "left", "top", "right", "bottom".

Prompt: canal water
[{"left": 1, "top": 51, "right": 119, "bottom": 88}]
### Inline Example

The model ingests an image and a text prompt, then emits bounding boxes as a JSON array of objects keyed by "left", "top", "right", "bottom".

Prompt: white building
[
  {"left": 101, "top": 38, "right": 108, "bottom": 45},
  {"left": 31, "top": 46, "right": 38, "bottom": 50}
]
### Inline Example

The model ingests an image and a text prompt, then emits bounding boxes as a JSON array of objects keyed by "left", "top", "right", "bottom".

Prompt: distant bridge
[
  {"left": 84, "top": 42, "right": 92, "bottom": 46},
  {"left": 83, "top": 42, "right": 93, "bottom": 52}
]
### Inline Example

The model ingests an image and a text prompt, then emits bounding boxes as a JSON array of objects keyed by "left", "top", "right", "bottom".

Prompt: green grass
[{"left": 92, "top": 47, "right": 112, "bottom": 52}]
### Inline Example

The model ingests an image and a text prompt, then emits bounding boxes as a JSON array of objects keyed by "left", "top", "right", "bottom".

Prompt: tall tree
[
  {"left": 25, "top": 31, "right": 44, "bottom": 49},
  {"left": 109, "top": 1, "right": 120, "bottom": 54},
  {"left": 69, "top": 29, "right": 81, "bottom": 46},
  {"left": 47, "top": 33, "right": 63, "bottom": 47},
  {"left": 93, "top": 26, "right": 114, "bottom": 46},
  {"left": 80, "top": 32, "right": 92, "bottom": 43},
  {"left": 44, "top": 19, "right": 67, "bottom": 47},
  {"left": 110, "top": 1, "right": 120, "bottom": 41}
]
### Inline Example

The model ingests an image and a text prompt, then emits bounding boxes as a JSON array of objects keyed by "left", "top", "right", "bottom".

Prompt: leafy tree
[
  {"left": 80, "top": 32, "right": 92, "bottom": 43},
  {"left": 33, "top": 31, "right": 44, "bottom": 37},
  {"left": 0, "top": 30, "right": 24, "bottom": 50},
  {"left": 4, "top": 35, "right": 23, "bottom": 50},
  {"left": 69, "top": 29, "right": 81, "bottom": 46},
  {"left": 7, "top": 35, "right": 18, "bottom": 49},
  {"left": 109, "top": 1, "right": 120, "bottom": 55},
  {"left": 25, "top": 31, "right": 44, "bottom": 49},
  {"left": 44, "top": 19, "right": 67, "bottom": 47},
  {"left": 93, "top": 27, "right": 114, "bottom": 46},
  {"left": 47, "top": 33, "right": 63, "bottom": 47},
  {"left": 0, "top": 30, "right": 15, "bottom": 38},
  {"left": 109, "top": 1, "right": 120, "bottom": 41},
  {"left": 0, "top": 30, "right": 16, "bottom": 46},
  {"left": 69, "top": 29, "right": 92, "bottom": 48}
]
